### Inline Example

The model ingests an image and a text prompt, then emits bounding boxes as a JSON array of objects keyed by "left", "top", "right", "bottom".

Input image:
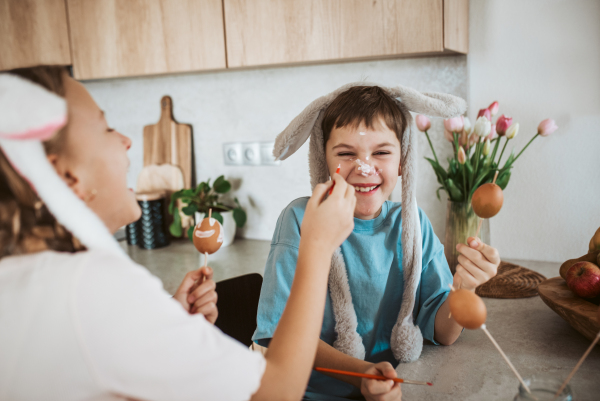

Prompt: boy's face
[{"left": 325, "top": 118, "right": 401, "bottom": 220}]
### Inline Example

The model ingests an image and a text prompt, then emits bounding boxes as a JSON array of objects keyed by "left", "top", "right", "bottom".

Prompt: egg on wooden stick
[
  {"left": 471, "top": 171, "right": 504, "bottom": 239},
  {"left": 193, "top": 208, "right": 224, "bottom": 267},
  {"left": 448, "top": 285, "right": 533, "bottom": 395}
]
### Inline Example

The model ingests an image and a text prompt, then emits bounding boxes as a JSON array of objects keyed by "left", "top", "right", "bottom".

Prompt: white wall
[
  {"left": 468, "top": 0, "right": 600, "bottom": 262},
  {"left": 84, "top": 57, "right": 467, "bottom": 242}
]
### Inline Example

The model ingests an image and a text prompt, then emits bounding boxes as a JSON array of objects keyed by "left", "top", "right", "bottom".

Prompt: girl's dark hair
[
  {"left": 321, "top": 86, "right": 408, "bottom": 147},
  {"left": 0, "top": 66, "right": 84, "bottom": 258}
]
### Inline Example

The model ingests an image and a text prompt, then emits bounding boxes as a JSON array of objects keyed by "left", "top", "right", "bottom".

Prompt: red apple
[{"left": 566, "top": 261, "right": 600, "bottom": 299}]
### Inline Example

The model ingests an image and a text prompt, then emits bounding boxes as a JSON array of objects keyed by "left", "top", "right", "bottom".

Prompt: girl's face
[
  {"left": 49, "top": 76, "right": 140, "bottom": 233},
  {"left": 325, "top": 118, "right": 401, "bottom": 220}
]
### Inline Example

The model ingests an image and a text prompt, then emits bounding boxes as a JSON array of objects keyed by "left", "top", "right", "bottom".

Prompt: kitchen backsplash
[{"left": 84, "top": 56, "right": 467, "bottom": 241}]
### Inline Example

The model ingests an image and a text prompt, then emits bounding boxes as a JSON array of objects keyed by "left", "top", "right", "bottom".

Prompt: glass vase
[
  {"left": 513, "top": 377, "right": 573, "bottom": 401},
  {"left": 444, "top": 200, "right": 490, "bottom": 275}
]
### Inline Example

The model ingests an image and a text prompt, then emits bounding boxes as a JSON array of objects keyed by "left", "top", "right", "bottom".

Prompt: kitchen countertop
[{"left": 121, "top": 239, "right": 600, "bottom": 400}]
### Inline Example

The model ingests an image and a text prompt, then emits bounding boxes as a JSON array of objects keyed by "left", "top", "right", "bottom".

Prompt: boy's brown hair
[{"left": 321, "top": 86, "right": 408, "bottom": 147}]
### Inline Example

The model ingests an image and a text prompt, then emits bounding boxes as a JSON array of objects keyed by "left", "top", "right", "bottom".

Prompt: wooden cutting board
[
  {"left": 143, "top": 96, "right": 192, "bottom": 189},
  {"left": 538, "top": 277, "right": 600, "bottom": 341}
]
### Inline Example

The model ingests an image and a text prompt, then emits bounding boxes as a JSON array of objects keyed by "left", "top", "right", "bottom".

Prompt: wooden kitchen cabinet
[
  {"left": 224, "top": 0, "right": 468, "bottom": 68},
  {"left": 0, "top": 0, "right": 72, "bottom": 71},
  {"left": 66, "top": 0, "right": 227, "bottom": 80}
]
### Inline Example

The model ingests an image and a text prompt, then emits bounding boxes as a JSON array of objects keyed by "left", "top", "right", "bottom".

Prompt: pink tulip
[
  {"left": 477, "top": 108, "right": 491, "bottom": 121},
  {"left": 496, "top": 115, "right": 513, "bottom": 136},
  {"left": 469, "top": 132, "right": 479, "bottom": 146},
  {"left": 415, "top": 114, "right": 431, "bottom": 132},
  {"left": 488, "top": 101, "right": 499, "bottom": 117},
  {"left": 537, "top": 119, "right": 558, "bottom": 136},
  {"left": 488, "top": 124, "right": 497, "bottom": 140},
  {"left": 444, "top": 129, "right": 454, "bottom": 142},
  {"left": 457, "top": 146, "right": 466, "bottom": 164},
  {"left": 443, "top": 115, "right": 464, "bottom": 133}
]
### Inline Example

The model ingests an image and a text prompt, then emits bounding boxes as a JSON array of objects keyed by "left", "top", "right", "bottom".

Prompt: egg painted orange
[
  {"left": 192, "top": 217, "right": 224, "bottom": 254},
  {"left": 471, "top": 183, "right": 504, "bottom": 219},
  {"left": 448, "top": 289, "right": 487, "bottom": 330}
]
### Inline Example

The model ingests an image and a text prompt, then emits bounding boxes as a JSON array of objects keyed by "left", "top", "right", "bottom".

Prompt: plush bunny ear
[{"left": 386, "top": 85, "right": 467, "bottom": 118}]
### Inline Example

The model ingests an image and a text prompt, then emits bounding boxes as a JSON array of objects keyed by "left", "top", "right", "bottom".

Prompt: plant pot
[
  {"left": 444, "top": 200, "right": 490, "bottom": 274},
  {"left": 195, "top": 210, "right": 236, "bottom": 247}
]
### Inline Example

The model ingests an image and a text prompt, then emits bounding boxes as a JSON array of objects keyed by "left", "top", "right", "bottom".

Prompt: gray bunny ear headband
[{"left": 274, "top": 82, "right": 466, "bottom": 363}]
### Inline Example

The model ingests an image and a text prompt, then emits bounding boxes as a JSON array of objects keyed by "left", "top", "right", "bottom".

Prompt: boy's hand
[
  {"left": 360, "top": 362, "right": 402, "bottom": 401},
  {"left": 453, "top": 236, "right": 500, "bottom": 291},
  {"left": 301, "top": 174, "right": 356, "bottom": 254},
  {"left": 173, "top": 267, "right": 218, "bottom": 324}
]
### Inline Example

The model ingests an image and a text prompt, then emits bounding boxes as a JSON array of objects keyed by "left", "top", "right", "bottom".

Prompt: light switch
[
  {"left": 242, "top": 142, "right": 261, "bottom": 165},
  {"left": 223, "top": 142, "right": 243, "bottom": 165},
  {"left": 260, "top": 142, "right": 280, "bottom": 165}
]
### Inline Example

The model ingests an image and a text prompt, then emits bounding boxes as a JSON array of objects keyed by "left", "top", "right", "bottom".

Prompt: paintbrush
[{"left": 314, "top": 367, "right": 433, "bottom": 386}]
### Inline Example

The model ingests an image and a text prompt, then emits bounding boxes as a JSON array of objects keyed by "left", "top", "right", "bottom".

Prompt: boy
[{"left": 253, "top": 85, "right": 500, "bottom": 400}]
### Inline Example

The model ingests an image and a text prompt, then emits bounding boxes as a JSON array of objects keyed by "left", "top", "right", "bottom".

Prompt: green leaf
[
  {"left": 213, "top": 175, "right": 231, "bottom": 193},
  {"left": 445, "top": 178, "right": 463, "bottom": 201},
  {"left": 212, "top": 211, "right": 224, "bottom": 225},
  {"left": 169, "top": 211, "right": 183, "bottom": 237},
  {"left": 436, "top": 186, "right": 445, "bottom": 201},
  {"left": 194, "top": 182, "right": 207, "bottom": 195},
  {"left": 187, "top": 225, "right": 194, "bottom": 242},
  {"left": 233, "top": 207, "right": 247, "bottom": 227},
  {"left": 168, "top": 189, "right": 185, "bottom": 214},
  {"left": 425, "top": 157, "right": 448, "bottom": 182},
  {"left": 182, "top": 203, "right": 198, "bottom": 216},
  {"left": 496, "top": 171, "right": 511, "bottom": 190},
  {"left": 465, "top": 161, "right": 474, "bottom": 183},
  {"left": 181, "top": 188, "right": 195, "bottom": 197}
]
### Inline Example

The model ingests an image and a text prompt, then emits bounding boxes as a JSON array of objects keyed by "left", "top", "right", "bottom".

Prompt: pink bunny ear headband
[
  {"left": 0, "top": 73, "right": 124, "bottom": 256},
  {"left": 274, "top": 82, "right": 466, "bottom": 363}
]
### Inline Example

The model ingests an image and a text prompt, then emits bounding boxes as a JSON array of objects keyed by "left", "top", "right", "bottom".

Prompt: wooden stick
[
  {"left": 203, "top": 252, "right": 208, "bottom": 268},
  {"left": 492, "top": 170, "right": 499, "bottom": 184},
  {"left": 314, "top": 367, "right": 432, "bottom": 386},
  {"left": 480, "top": 324, "right": 532, "bottom": 394},
  {"left": 208, "top": 208, "right": 212, "bottom": 220},
  {"left": 554, "top": 332, "right": 600, "bottom": 398},
  {"left": 474, "top": 219, "right": 483, "bottom": 239}
]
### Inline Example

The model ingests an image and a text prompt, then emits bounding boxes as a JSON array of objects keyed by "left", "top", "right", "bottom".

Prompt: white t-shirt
[{"left": 0, "top": 249, "right": 265, "bottom": 401}]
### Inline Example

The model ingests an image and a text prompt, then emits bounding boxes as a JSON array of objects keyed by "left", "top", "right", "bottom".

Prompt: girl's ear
[
  {"left": 47, "top": 154, "right": 86, "bottom": 201},
  {"left": 398, "top": 163, "right": 402, "bottom": 177}
]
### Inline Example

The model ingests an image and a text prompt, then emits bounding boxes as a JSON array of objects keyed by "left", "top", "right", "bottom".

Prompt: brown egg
[
  {"left": 448, "top": 288, "right": 487, "bottom": 330},
  {"left": 192, "top": 217, "right": 223, "bottom": 254},
  {"left": 471, "top": 183, "right": 504, "bottom": 219}
]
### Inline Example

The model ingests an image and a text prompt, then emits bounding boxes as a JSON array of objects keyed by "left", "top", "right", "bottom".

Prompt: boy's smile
[{"left": 325, "top": 118, "right": 401, "bottom": 220}]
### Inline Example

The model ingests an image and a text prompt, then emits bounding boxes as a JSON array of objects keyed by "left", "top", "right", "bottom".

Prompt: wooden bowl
[{"left": 537, "top": 277, "right": 600, "bottom": 341}]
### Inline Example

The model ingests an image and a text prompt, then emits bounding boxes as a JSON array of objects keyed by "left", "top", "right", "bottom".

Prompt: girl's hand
[
  {"left": 301, "top": 174, "right": 356, "bottom": 254},
  {"left": 360, "top": 362, "right": 402, "bottom": 401},
  {"left": 453, "top": 236, "right": 500, "bottom": 291},
  {"left": 173, "top": 267, "right": 219, "bottom": 324}
]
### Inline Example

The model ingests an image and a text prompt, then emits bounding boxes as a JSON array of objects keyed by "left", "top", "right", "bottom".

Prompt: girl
[{"left": 0, "top": 67, "right": 357, "bottom": 401}]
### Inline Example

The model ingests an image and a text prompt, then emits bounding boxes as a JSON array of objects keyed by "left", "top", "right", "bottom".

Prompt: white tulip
[
  {"left": 473, "top": 116, "right": 491, "bottom": 138},
  {"left": 463, "top": 117, "right": 472, "bottom": 135},
  {"left": 506, "top": 122, "right": 519, "bottom": 139},
  {"left": 483, "top": 138, "right": 491, "bottom": 156}
]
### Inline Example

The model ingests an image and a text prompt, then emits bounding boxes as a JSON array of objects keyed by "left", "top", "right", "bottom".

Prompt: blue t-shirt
[{"left": 252, "top": 198, "right": 452, "bottom": 400}]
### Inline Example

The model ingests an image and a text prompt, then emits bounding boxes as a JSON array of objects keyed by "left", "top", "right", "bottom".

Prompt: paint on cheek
[{"left": 359, "top": 131, "right": 366, "bottom": 136}]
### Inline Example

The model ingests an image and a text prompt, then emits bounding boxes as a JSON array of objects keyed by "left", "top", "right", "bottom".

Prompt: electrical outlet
[
  {"left": 260, "top": 142, "right": 280, "bottom": 165},
  {"left": 223, "top": 142, "right": 243, "bottom": 165},
  {"left": 242, "top": 142, "right": 261, "bottom": 165}
]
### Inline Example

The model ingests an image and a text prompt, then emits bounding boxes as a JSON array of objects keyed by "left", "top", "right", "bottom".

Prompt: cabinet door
[
  {"left": 0, "top": 0, "right": 71, "bottom": 71},
  {"left": 224, "top": 0, "right": 445, "bottom": 68},
  {"left": 66, "top": 0, "right": 226, "bottom": 80}
]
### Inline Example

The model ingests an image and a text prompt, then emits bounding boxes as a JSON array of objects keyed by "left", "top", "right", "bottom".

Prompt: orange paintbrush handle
[
  {"left": 329, "top": 165, "right": 341, "bottom": 195},
  {"left": 314, "top": 367, "right": 433, "bottom": 386}
]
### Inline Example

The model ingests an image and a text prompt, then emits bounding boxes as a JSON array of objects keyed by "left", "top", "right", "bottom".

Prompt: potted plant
[
  {"left": 168, "top": 175, "right": 247, "bottom": 247},
  {"left": 416, "top": 102, "right": 558, "bottom": 272}
]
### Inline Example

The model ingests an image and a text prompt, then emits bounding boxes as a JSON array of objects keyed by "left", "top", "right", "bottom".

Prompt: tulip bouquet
[{"left": 417, "top": 102, "right": 558, "bottom": 203}]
